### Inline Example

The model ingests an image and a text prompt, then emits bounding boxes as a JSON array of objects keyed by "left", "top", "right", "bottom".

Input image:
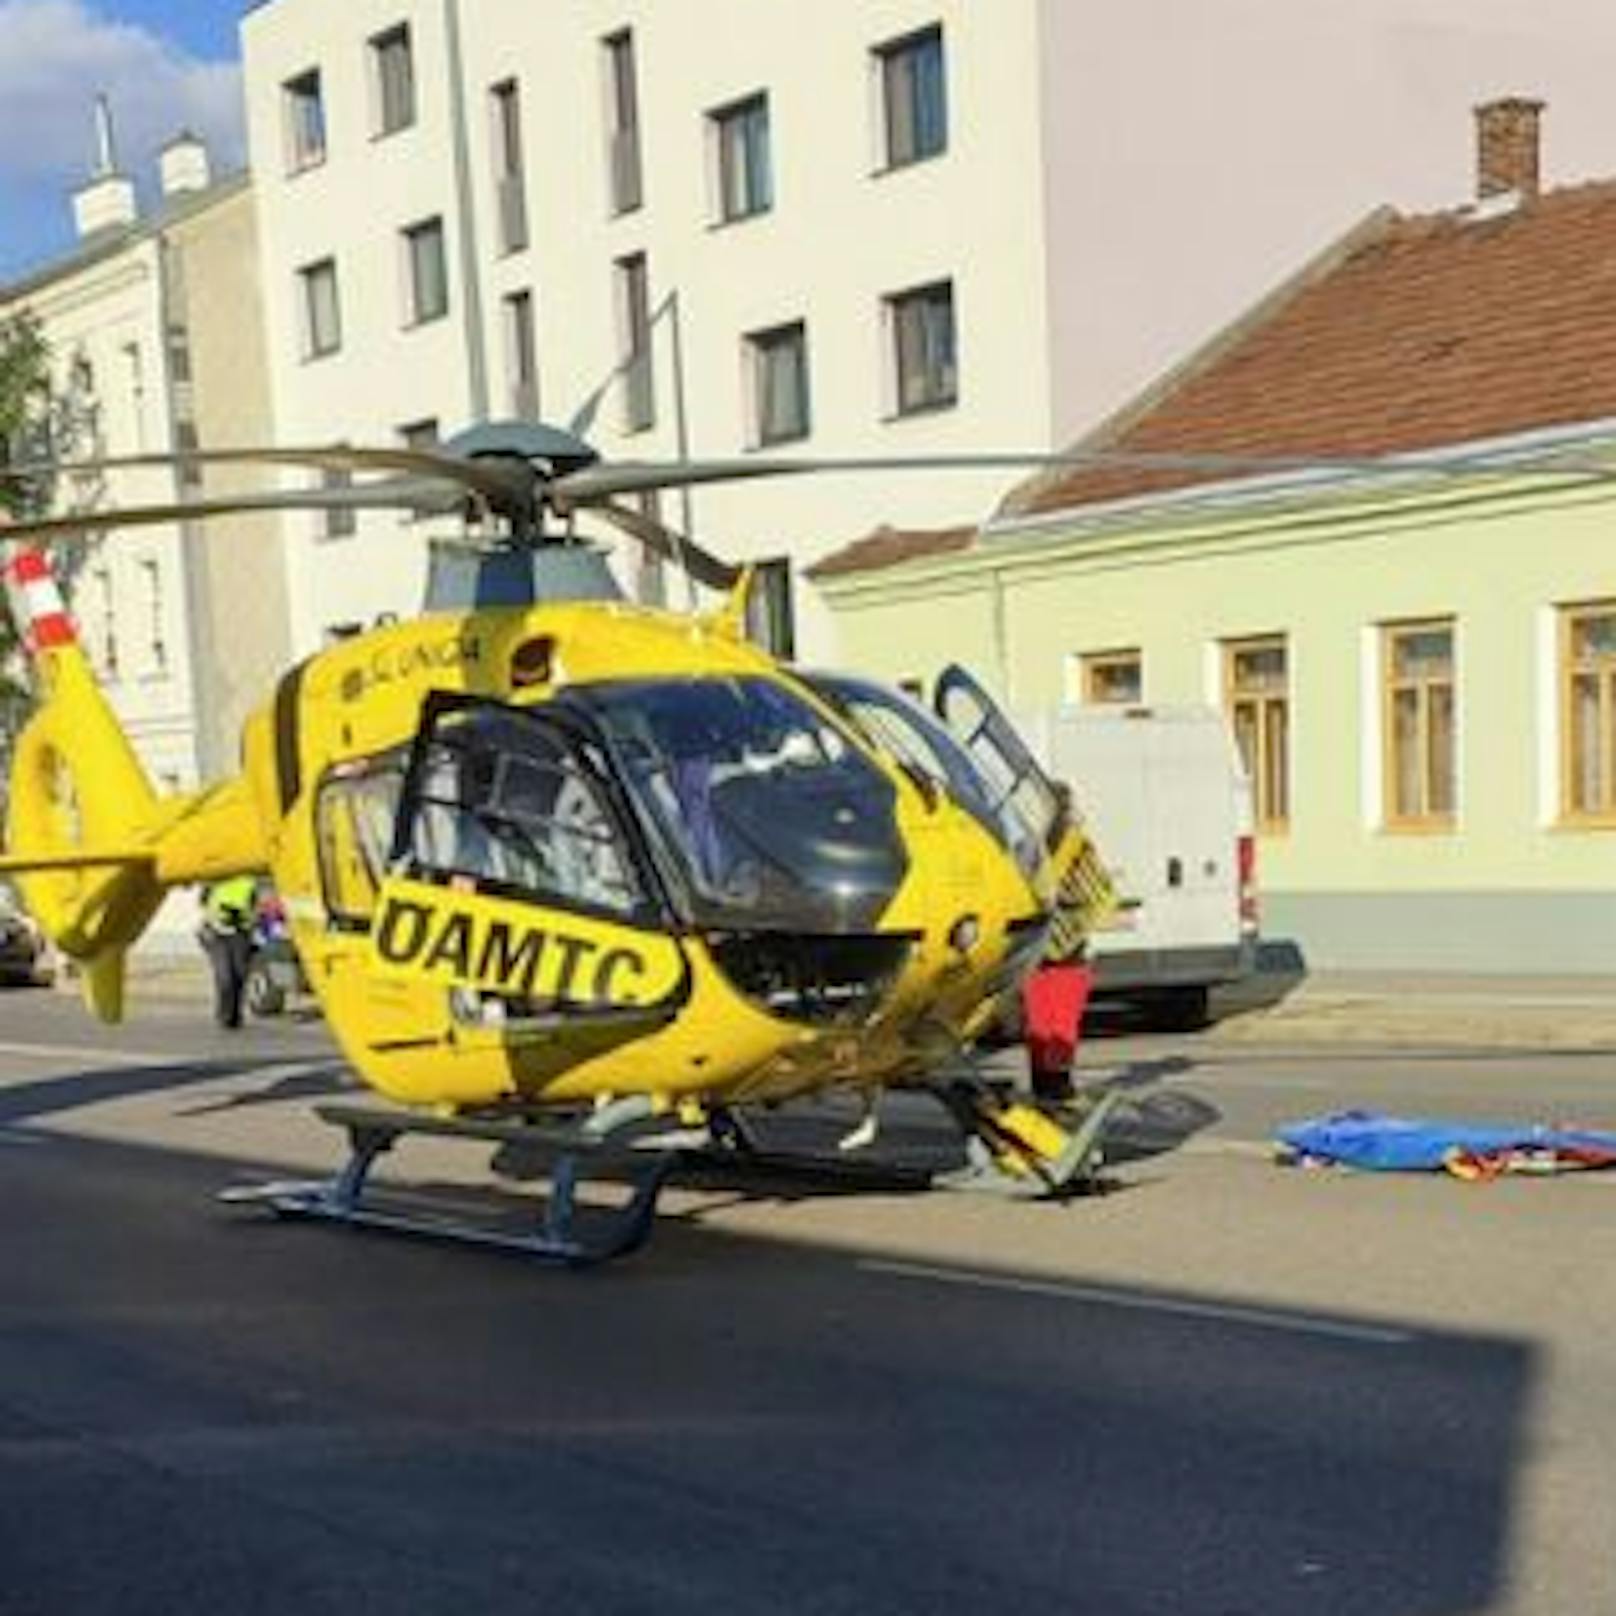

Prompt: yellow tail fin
[{"left": 3, "top": 546, "right": 174, "bottom": 1018}]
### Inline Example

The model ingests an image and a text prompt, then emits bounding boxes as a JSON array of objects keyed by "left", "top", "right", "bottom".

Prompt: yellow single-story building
[{"left": 813, "top": 120, "right": 1616, "bottom": 975}]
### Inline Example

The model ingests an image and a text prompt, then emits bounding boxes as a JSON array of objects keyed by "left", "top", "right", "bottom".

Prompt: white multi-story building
[
  {"left": 240, "top": 0, "right": 1616, "bottom": 661},
  {"left": 1, "top": 112, "right": 289, "bottom": 947}
]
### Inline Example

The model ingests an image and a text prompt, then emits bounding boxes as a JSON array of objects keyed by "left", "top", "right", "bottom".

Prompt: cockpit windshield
[
  {"left": 802, "top": 671, "right": 1044, "bottom": 876},
  {"left": 567, "top": 677, "right": 907, "bottom": 933},
  {"left": 401, "top": 705, "right": 649, "bottom": 921}
]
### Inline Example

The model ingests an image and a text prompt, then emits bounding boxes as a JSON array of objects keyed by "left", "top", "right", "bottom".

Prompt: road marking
[
  {"left": 0, "top": 1038, "right": 172, "bottom": 1068},
  {"left": 860, "top": 1259, "right": 1416, "bottom": 1345},
  {"left": 1180, "top": 1074, "right": 1336, "bottom": 1092}
]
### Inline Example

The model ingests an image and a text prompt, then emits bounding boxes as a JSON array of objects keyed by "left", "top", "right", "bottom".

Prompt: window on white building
[
  {"left": 634, "top": 490, "right": 665, "bottom": 607},
  {"left": 92, "top": 566, "right": 117, "bottom": 680},
  {"left": 298, "top": 258, "right": 342, "bottom": 359},
  {"left": 122, "top": 341, "right": 146, "bottom": 451},
  {"left": 283, "top": 69, "right": 327, "bottom": 173},
  {"left": 402, "top": 217, "right": 449, "bottom": 326},
  {"left": 615, "top": 252, "right": 654, "bottom": 433},
  {"left": 370, "top": 24, "right": 416, "bottom": 138},
  {"left": 746, "top": 321, "right": 809, "bottom": 446},
  {"left": 173, "top": 418, "right": 203, "bottom": 491},
  {"left": 490, "top": 79, "right": 529, "bottom": 253},
  {"left": 139, "top": 557, "right": 167, "bottom": 676},
  {"left": 886, "top": 280, "right": 956, "bottom": 415},
  {"left": 399, "top": 418, "right": 440, "bottom": 452},
  {"left": 876, "top": 25, "right": 946, "bottom": 170},
  {"left": 396, "top": 420, "right": 438, "bottom": 527},
  {"left": 746, "top": 557, "right": 796, "bottom": 661},
  {"left": 602, "top": 29, "right": 643, "bottom": 215},
  {"left": 710, "top": 93, "right": 772, "bottom": 223},
  {"left": 320, "top": 467, "right": 357, "bottom": 540},
  {"left": 503, "top": 289, "right": 540, "bottom": 420}
]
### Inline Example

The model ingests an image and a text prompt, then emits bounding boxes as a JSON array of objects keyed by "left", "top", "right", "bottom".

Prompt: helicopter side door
[
  {"left": 368, "top": 695, "right": 690, "bottom": 1021},
  {"left": 934, "top": 664, "right": 1114, "bottom": 958},
  {"left": 933, "top": 665, "right": 1069, "bottom": 870}
]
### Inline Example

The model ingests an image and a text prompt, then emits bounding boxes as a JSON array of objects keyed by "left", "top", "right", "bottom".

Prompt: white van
[{"left": 1018, "top": 705, "right": 1258, "bottom": 1028}]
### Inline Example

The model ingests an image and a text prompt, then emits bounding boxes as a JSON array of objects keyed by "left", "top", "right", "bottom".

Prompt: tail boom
[{"left": 2, "top": 542, "right": 266, "bottom": 1018}]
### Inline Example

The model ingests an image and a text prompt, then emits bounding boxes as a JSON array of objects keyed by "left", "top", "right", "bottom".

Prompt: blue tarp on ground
[{"left": 1276, "top": 1110, "right": 1616, "bottom": 1172}]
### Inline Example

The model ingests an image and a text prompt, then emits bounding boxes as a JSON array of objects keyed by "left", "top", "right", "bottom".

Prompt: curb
[{"left": 1210, "top": 993, "right": 1616, "bottom": 1050}]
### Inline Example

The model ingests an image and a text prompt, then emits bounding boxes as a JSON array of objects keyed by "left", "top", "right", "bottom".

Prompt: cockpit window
[
  {"left": 934, "top": 666, "right": 1068, "bottom": 870},
  {"left": 402, "top": 706, "right": 646, "bottom": 920},
  {"left": 316, "top": 752, "right": 407, "bottom": 927},
  {"left": 803, "top": 670, "right": 1042, "bottom": 873},
  {"left": 567, "top": 676, "right": 907, "bottom": 933},
  {"left": 804, "top": 671, "right": 994, "bottom": 813}
]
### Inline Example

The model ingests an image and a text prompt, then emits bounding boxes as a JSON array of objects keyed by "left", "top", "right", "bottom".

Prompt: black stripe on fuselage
[{"left": 273, "top": 657, "right": 312, "bottom": 814}]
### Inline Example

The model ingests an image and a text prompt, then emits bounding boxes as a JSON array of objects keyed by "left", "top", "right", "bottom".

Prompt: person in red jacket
[{"left": 1022, "top": 944, "right": 1095, "bottom": 1102}]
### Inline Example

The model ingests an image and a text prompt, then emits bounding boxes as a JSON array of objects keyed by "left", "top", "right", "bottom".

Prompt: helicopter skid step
[
  {"left": 220, "top": 1100, "right": 672, "bottom": 1267},
  {"left": 687, "top": 1088, "right": 1120, "bottom": 1201},
  {"left": 929, "top": 1082, "right": 1123, "bottom": 1200}
]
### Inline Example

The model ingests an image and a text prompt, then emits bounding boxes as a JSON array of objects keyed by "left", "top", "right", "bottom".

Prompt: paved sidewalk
[{"left": 1212, "top": 969, "right": 1616, "bottom": 1049}]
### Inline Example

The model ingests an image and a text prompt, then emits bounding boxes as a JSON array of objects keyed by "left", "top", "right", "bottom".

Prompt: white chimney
[
  {"left": 160, "top": 130, "right": 211, "bottom": 198},
  {"left": 72, "top": 94, "right": 136, "bottom": 238}
]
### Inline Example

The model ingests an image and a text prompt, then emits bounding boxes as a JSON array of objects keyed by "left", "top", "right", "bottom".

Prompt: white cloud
[{"left": 0, "top": 0, "right": 242, "bottom": 190}]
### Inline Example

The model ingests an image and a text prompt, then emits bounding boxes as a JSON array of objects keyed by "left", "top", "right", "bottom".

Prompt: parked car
[{"left": 0, "top": 891, "right": 51, "bottom": 987}]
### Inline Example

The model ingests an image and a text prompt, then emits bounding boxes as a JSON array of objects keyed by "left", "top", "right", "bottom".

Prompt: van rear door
[
  {"left": 1041, "top": 707, "right": 1250, "bottom": 988},
  {"left": 1138, "top": 710, "right": 1240, "bottom": 958}
]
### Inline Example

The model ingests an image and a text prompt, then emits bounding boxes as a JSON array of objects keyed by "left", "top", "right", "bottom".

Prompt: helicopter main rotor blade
[
  {"left": 1, "top": 443, "right": 526, "bottom": 507},
  {"left": 0, "top": 477, "right": 467, "bottom": 544},
  {"left": 551, "top": 445, "right": 1616, "bottom": 506},
  {"left": 589, "top": 499, "right": 741, "bottom": 591}
]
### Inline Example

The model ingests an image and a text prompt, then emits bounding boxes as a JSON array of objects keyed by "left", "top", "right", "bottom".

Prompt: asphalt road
[{"left": 0, "top": 988, "right": 1613, "bottom": 1614}]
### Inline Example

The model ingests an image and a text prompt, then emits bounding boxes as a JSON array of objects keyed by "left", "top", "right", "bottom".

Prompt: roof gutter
[
  {"left": 818, "top": 420, "right": 1616, "bottom": 605},
  {"left": 980, "top": 416, "right": 1616, "bottom": 546}
]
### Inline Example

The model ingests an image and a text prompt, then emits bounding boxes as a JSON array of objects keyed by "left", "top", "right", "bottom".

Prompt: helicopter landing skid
[
  {"left": 930, "top": 1080, "right": 1122, "bottom": 1200},
  {"left": 693, "top": 1084, "right": 1119, "bottom": 1202},
  {"left": 219, "top": 1100, "right": 672, "bottom": 1266}
]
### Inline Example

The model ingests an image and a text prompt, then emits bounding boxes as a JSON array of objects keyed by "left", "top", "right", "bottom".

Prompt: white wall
[
  {"left": 14, "top": 240, "right": 201, "bottom": 792},
  {"left": 244, "top": 0, "right": 474, "bottom": 654},
  {"left": 1038, "top": 0, "right": 1616, "bottom": 442},
  {"left": 246, "top": 0, "right": 1056, "bottom": 660},
  {"left": 244, "top": 0, "right": 1616, "bottom": 663}
]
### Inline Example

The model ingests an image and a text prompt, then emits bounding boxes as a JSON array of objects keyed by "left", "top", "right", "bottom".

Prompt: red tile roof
[
  {"left": 1011, "top": 180, "right": 1616, "bottom": 517},
  {"left": 806, "top": 522, "right": 975, "bottom": 581},
  {"left": 813, "top": 181, "right": 1616, "bottom": 581}
]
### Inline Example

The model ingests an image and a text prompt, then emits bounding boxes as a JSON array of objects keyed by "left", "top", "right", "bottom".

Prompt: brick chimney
[{"left": 1475, "top": 97, "right": 1544, "bottom": 201}]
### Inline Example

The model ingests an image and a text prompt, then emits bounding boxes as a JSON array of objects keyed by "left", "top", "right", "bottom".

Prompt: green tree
[{"left": 0, "top": 313, "right": 50, "bottom": 748}]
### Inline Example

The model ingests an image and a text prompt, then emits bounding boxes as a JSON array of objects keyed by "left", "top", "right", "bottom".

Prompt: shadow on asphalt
[
  {"left": 0, "top": 1057, "right": 280, "bottom": 1126},
  {"left": 177, "top": 1062, "right": 354, "bottom": 1116},
  {"left": 0, "top": 1118, "right": 1532, "bottom": 1616},
  {"left": 0, "top": 1056, "right": 355, "bottom": 1128}
]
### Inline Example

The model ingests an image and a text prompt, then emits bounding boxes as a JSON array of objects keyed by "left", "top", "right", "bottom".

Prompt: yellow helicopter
[{"left": 0, "top": 422, "right": 1123, "bottom": 1261}]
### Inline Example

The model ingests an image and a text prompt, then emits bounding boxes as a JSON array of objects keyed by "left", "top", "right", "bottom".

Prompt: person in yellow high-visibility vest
[{"left": 197, "top": 874, "right": 258, "bottom": 1029}]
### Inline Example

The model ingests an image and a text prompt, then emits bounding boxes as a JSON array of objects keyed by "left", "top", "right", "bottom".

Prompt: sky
[{"left": 0, "top": 0, "right": 246, "bottom": 282}]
